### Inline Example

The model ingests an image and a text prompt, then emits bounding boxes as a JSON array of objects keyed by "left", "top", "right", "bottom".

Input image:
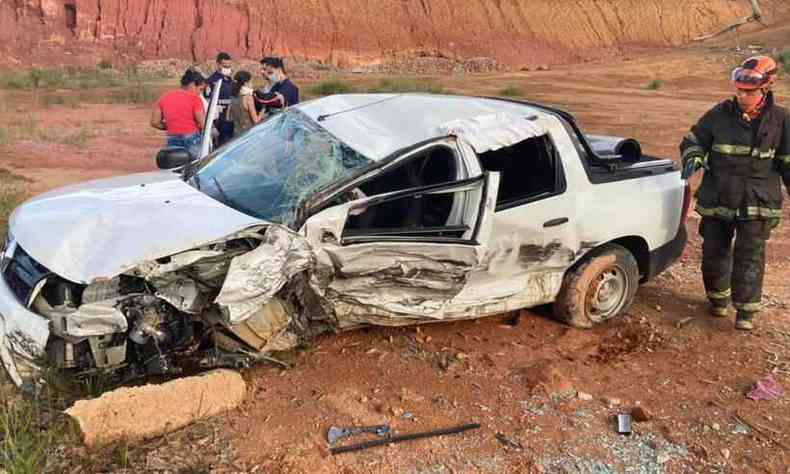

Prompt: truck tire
[{"left": 553, "top": 243, "right": 639, "bottom": 328}]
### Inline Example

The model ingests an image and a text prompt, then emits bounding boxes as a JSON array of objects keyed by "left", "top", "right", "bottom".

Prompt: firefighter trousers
[{"left": 699, "top": 217, "right": 773, "bottom": 313}]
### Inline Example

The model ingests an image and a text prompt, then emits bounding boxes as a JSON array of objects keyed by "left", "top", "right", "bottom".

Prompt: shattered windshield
[{"left": 188, "top": 110, "right": 372, "bottom": 225}]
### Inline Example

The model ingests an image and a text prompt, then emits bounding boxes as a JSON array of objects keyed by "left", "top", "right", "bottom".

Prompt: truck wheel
[{"left": 553, "top": 243, "right": 639, "bottom": 328}]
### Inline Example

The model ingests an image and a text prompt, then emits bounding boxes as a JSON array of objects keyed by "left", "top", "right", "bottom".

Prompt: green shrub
[
  {"left": 0, "top": 67, "right": 166, "bottom": 91},
  {"left": 0, "top": 370, "right": 78, "bottom": 474},
  {"left": 646, "top": 79, "right": 663, "bottom": 90},
  {"left": 97, "top": 59, "right": 114, "bottom": 70},
  {"left": 105, "top": 84, "right": 160, "bottom": 104},
  {"left": 54, "top": 128, "right": 95, "bottom": 147},
  {"left": 0, "top": 395, "right": 52, "bottom": 473},
  {"left": 365, "top": 77, "right": 445, "bottom": 94},
  {"left": 40, "top": 94, "right": 81, "bottom": 109},
  {"left": 309, "top": 79, "right": 353, "bottom": 96},
  {"left": 778, "top": 50, "right": 790, "bottom": 73},
  {"left": 498, "top": 85, "right": 524, "bottom": 97},
  {"left": 0, "top": 172, "right": 25, "bottom": 237},
  {"left": 0, "top": 72, "right": 33, "bottom": 90}
]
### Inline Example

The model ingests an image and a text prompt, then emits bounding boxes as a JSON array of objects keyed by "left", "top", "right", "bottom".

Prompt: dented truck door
[
  {"left": 451, "top": 121, "right": 584, "bottom": 317},
  {"left": 303, "top": 173, "right": 499, "bottom": 328}
]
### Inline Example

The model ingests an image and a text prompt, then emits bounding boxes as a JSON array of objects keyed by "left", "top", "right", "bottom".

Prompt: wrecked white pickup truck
[{"left": 0, "top": 94, "right": 689, "bottom": 392}]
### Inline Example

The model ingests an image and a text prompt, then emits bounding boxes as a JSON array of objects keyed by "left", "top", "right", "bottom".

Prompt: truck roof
[{"left": 296, "top": 94, "right": 544, "bottom": 161}]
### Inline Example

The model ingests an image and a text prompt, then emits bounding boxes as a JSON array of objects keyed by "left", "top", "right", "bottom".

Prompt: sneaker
[
  {"left": 735, "top": 312, "right": 755, "bottom": 331},
  {"left": 708, "top": 304, "right": 729, "bottom": 318}
]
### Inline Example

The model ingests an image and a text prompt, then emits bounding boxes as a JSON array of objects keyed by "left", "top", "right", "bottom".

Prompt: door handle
[{"left": 543, "top": 217, "right": 569, "bottom": 228}]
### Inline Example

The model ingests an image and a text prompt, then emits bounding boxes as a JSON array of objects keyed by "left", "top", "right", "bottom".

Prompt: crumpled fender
[
  {"left": 214, "top": 225, "right": 315, "bottom": 324},
  {"left": 0, "top": 280, "right": 50, "bottom": 390}
]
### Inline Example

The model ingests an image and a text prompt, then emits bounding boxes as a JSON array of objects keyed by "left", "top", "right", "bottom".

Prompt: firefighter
[{"left": 680, "top": 55, "right": 790, "bottom": 330}]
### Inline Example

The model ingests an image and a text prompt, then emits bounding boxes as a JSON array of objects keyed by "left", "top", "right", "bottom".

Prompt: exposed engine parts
[
  {"left": 120, "top": 295, "right": 195, "bottom": 375},
  {"left": 22, "top": 227, "right": 325, "bottom": 384},
  {"left": 122, "top": 296, "right": 181, "bottom": 345},
  {"left": 15, "top": 226, "right": 332, "bottom": 382}
]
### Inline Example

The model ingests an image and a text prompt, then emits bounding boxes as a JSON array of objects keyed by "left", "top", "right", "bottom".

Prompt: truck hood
[{"left": 10, "top": 171, "right": 265, "bottom": 284}]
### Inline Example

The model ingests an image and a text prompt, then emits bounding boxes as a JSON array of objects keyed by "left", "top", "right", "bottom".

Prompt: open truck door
[
  {"left": 301, "top": 172, "right": 499, "bottom": 326},
  {"left": 199, "top": 78, "right": 223, "bottom": 159}
]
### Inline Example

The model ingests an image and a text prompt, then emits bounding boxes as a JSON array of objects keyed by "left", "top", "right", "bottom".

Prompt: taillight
[{"left": 680, "top": 181, "right": 692, "bottom": 224}]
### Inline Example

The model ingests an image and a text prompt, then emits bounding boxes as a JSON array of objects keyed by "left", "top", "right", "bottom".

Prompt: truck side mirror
[{"left": 157, "top": 147, "right": 192, "bottom": 169}]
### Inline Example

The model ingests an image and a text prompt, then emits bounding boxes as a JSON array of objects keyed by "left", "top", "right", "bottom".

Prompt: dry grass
[
  {"left": 0, "top": 67, "right": 168, "bottom": 92},
  {"left": 308, "top": 78, "right": 353, "bottom": 97},
  {"left": 305, "top": 76, "right": 447, "bottom": 97},
  {"left": 498, "top": 85, "right": 524, "bottom": 97},
  {"left": 0, "top": 170, "right": 26, "bottom": 237},
  {"left": 0, "top": 113, "right": 96, "bottom": 148},
  {"left": 362, "top": 77, "right": 446, "bottom": 94},
  {"left": 0, "top": 362, "right": 124, "bottom": 473},
  {"left": 778, "top": 50, "right": 790, "bottom": 73},
  {"left": 0, "top": 383, "right": 58, "bottom": 474}
]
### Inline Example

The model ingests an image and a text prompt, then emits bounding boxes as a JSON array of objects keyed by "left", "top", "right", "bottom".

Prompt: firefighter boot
[
  {"left": 735, "top": 311, "right": 755, "bottom": 331},
  {"left": 708, "top": 299, "right": 730, "bottom": 318}
]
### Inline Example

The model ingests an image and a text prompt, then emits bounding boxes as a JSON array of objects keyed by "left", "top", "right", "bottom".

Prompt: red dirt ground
[{"left": 3, "top": 20, "right": 790, "bottom": 473}]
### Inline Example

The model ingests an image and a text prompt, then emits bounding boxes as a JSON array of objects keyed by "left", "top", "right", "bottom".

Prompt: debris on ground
[
  {"left": 577, "top": 391, "right": 594, "bottom": 401},
  {"left": 495, "top": 432, "right": 524, "bottom": 451},
  {"left": 65, "top": 369, "right": 246, "bottom": 448},
  {"left": 747, "top": 374, "right": 785, "bottom": 401},
  {"left": 675, "top": 317, "right": 693, "bottom": 329},
  {"left": 616, "top": 414, "right": 632, "bottom": 435},
  {"left": 631, "top": 406, "right": 653, "bottom": 423},
  {"left": 540, "top": 432, "right": 689, "bottom": 472}
]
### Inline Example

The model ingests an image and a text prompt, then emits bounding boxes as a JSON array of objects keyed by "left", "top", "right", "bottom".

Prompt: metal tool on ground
[
  {"left": 327, "top": 424, "right": 391, "bottom": 445},
  {"left": 330, "top": 422, "right": 481, "bottom": 455}
]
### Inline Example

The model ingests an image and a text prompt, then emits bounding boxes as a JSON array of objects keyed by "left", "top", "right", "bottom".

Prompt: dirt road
[{"left": 2, "top": 24, "right": 790, "bottom": 473}]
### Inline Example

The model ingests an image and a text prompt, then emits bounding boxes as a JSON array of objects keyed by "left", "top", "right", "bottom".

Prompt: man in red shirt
[{"left": 150, "top": 69, "right": 206, "bottom": 160}]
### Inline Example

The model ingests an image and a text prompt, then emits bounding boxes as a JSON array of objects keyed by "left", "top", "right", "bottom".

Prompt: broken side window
[
  {"left": 342, "top": 145, "right": 463, "bottom": 235},
  {"left": 342, "top": 176, "right": 487, "bottom": 244},
  {"left": 356, "top": 145, "right": 459, "bottom": 196},
  {"left": 477, "top": 135, "right": 565, "bottom": 210}
]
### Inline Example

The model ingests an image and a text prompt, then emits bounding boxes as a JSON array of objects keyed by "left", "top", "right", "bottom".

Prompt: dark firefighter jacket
[{"left": 680, "top": 92, "right": 790, "bottom": 221}]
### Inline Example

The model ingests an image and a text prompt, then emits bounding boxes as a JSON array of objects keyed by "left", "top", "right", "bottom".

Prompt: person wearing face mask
[
  {"left": 680, "top": 55, "right": 790, "bottom": 330},
  {"left": 227, "top": 70, "right": 262, "bottom": 134},
  {"left": 206, "top": 52, "right": 236, "bottom": 146},
  {"left": 254, "top": 56, "right": 300, "bottom": 117}
]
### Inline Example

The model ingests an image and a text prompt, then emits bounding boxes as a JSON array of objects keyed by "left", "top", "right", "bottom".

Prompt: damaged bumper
[{"left": 0, "top": 269, "right": 49, "bottom": 390}]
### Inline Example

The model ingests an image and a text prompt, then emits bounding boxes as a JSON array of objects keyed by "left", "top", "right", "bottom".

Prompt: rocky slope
[{"left": 1, "top": 0, "right": 788, "bottom": 68}]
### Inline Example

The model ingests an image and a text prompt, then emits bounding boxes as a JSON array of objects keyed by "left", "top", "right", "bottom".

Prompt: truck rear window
[{"left": 477, "top": 135, "right": 565, "bottom": 210}]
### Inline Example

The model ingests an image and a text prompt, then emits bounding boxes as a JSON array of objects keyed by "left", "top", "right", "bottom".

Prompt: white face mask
[{"left": 220, "top": 67, "right": 232, "bottom": 77}]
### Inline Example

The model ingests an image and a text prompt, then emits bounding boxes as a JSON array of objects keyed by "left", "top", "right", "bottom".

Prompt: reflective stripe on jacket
[{"left": 679, "top": 92, "right": 790, "bottom": 221}]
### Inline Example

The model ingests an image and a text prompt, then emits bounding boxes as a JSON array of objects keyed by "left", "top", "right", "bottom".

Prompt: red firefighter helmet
[{"left": 732, "top": 55, "right": 778, "bottom": 90}]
